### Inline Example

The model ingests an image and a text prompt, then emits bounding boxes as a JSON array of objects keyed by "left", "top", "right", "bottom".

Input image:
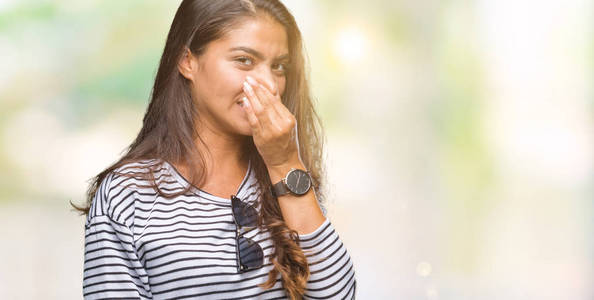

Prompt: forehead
[{"left": 213, "top": 16, "right": 288, "bottom": 54}]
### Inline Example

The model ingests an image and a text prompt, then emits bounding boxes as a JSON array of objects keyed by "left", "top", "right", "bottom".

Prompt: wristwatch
[{"left": 270, "top": 168, "right": 312, "bottom": 197}]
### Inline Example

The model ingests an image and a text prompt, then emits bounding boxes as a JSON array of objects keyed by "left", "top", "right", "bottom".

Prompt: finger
[
  {"left": 243, "top": 80, "right": 264, "bottom": 116},
  {"left": 256, "top": 82, "right": 296, "bottom": 130},
  {"left": 240, "top": 96, "right": 261, "bottom": 132},
  {"left": 245, "top": 78, "right": 284, "bottom": 133},
  {"left": 246, "top": 76, "right": 272, "bottom": 108},
  {"left": 248, "top": 78, "right": 292, "bottom": 134},
  {"left": 255, "top": 80, "right": 284, "bottom": 116},
  {"left": 243, "top": 80, "right": 272, "bottom": 131}
]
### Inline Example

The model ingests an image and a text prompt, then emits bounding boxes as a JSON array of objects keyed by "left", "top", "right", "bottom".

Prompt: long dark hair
[{"left": 71, "top": 0, "right": 326, "bottom": 298}]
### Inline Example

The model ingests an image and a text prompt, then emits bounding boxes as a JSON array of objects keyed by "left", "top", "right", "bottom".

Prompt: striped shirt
[{"left": 83, "top": 159, "right": 357, "bottom": 299}]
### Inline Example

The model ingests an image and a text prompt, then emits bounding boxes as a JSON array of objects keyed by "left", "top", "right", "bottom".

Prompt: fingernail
[
  {"left": 243, "top": 81, "right": 254, "bottom": 94},
  {"left": 246, "top": 76, "right": 260, "bottom": 87},
  {"left": 242, "top": 96, "right": 250, "bottom": 107}
]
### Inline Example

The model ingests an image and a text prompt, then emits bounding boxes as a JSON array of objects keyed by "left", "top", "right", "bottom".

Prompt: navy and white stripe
[{"left": 83, "top": 159, "right": 356, "bottom": 299}]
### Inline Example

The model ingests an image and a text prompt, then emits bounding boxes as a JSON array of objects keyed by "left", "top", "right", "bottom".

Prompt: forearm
[
  {"left": 267, "top": 158, "right": 326, "bottom": 235},
  {"left": 268, "top": 159, "right": 357, "bottom": 298}
]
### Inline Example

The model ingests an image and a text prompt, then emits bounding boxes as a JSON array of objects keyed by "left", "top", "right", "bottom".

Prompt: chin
[
  {"left": 237, "top": 128, "right": 253, "bottom": 137},
  {"left": 232, "top": 122, "right": 253, "bottom": 137}
]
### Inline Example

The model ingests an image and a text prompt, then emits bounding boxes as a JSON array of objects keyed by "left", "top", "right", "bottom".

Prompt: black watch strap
[{"left": 270, "top": 180, "right": 290, "bottom": 198}]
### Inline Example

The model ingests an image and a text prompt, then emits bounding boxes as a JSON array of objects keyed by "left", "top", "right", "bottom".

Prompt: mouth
[{"left": 235, "top": 96, "right": 246, "bottom": 107}]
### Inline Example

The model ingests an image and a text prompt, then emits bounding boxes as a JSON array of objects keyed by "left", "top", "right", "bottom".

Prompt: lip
[
  {"left": 234, "top": 98, "right": 245, "bottom": 109},
  {"left": 235, "top": 95, "right": 247, "bottom": 107}
]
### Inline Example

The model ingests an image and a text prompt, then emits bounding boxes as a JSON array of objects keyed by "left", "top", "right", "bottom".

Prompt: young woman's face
[{"left": 182, "top": 16, "right": 289, "bottom": 137}]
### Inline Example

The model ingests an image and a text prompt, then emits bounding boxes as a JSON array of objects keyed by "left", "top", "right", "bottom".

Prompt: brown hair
[{"left": 70, "top": 0, "right": 326, "bottom": 298}]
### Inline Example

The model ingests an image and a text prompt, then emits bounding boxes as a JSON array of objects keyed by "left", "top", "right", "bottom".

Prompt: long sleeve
[
  {"left": 299, "top": 218, "right": 357, "bottom": 299},
  {"left": 83, "top": 173, "right": 153, "bottom": 299}
]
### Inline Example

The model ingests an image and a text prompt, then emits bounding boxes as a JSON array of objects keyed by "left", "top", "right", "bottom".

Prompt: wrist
[{"left": 267, "top": 158, "right": 305, "bottom": 184}]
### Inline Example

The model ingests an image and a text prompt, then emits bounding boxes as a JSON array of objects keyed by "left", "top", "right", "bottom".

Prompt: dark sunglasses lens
[
  {"left": 238, "top": 236, "right": 264, "bottom": 269},
  {"left": 232, "top": 197, "right": 258, "bottom": 227}
]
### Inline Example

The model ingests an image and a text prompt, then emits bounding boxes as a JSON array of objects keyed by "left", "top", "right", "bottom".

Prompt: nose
[{"left": 249, "top": 68, "right": 278, "bottom": 96}]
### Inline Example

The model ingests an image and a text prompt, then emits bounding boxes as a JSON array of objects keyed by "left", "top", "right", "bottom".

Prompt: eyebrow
[{"left": 229, "top": 46, "right": 289, "bottom": 61}]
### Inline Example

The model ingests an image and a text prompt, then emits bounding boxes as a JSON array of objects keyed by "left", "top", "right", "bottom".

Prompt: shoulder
[
  {"left": 88, "top": 158, "right": 173, "bottom": 226},
  {"left": 111, "top": 158, "right": 164, "bottom": 178}
]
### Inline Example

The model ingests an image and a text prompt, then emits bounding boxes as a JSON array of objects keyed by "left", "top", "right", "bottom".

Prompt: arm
[
  {"left": 83, "top": 174, "right": 152, "bottom": 299},
  {"left": 268, "top": 160, "right": 357, "bottom": 299},
  {"left": 241, "top": 77, "right": 357, "bottom": 298},
  {"left": 267, "top": 159, "right": 325, "bottom": 235},
  {"left": 297, "top": 213, "right": 357, "bottom": 299},
  {"left": 240, "top": 76, "right": 325, "bottom": 235},
  {"left": 270, "top": 161, "right": 356, "bottom": 299}
]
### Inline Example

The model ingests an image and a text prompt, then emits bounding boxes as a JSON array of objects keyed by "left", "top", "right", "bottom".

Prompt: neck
[{"left": 194, "top": 119, "right": 249, "bottom": 176}]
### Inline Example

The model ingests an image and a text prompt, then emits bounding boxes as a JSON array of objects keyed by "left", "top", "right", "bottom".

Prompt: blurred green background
[{"left": 0, "top": 0, "right": 592, "bottom": 299}]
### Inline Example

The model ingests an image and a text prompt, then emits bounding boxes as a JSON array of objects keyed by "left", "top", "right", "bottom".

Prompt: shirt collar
[{"left": 164, "top": 158, "right": 256, "bottom": 203}]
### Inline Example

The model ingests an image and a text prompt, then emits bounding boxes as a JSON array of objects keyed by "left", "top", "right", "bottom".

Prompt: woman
[{"left": 72, "top": 0, "right": 357, "bottom": 299}]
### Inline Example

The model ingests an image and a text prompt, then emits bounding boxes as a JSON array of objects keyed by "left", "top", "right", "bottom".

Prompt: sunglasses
[{"left": 230, "top": 194, "right": 264, "bottom": 273}]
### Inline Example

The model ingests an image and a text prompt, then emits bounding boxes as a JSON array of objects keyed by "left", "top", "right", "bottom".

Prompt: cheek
[
  {"left": 211, "top": 63, "right": 245, "bottom": 99},
  {"left": 279, "top": 77, "right": 287, "bottom": 96}
]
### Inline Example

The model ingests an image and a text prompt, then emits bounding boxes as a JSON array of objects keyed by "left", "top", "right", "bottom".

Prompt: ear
[{"left": 178, "top": 47, "right": 197, "bottom": 81}]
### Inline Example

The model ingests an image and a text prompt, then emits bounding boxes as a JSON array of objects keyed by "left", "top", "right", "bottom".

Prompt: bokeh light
[{"left": 334, "top": 26, "right": 367, "bottom": 63}]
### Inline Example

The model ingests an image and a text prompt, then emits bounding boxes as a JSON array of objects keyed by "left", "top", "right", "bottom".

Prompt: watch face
[{"left": 286, "top": 169, "right": 311, "bottom": 195}]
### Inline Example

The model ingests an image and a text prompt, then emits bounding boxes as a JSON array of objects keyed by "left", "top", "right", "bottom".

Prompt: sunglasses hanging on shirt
[{"left": 230, "top": 194, "right": 264, "bottom": 273}]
